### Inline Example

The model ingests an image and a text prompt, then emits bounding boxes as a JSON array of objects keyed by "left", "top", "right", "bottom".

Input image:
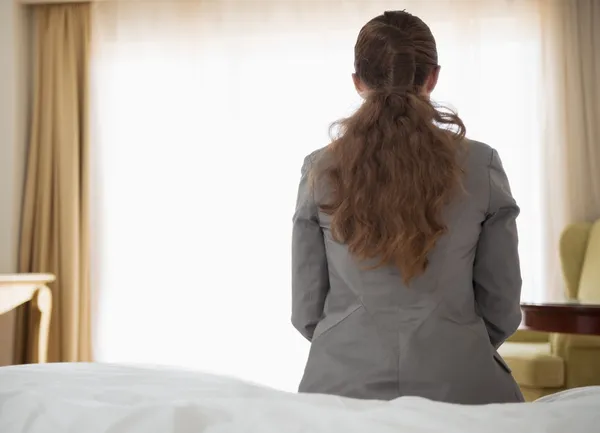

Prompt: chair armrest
[
  {"left": 560, "top": 222, "right": 593, "bottom": 299},
  {"left": 551, "top": 333, "right": 600, "bottom": 351},
  {"left": 506, "top": 329, "right": 550, "bottom": 343},
  {"left": 551, "top": 333, "right": 600, "bottom": 389}
]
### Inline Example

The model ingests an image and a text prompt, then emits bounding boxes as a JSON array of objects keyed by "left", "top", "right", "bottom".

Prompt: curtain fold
[
  {"left": 15, "top": 3, "right": 92, "bottom": 364},
  {"left": 538, "top": 0, "right": 600, "bottom": 301}
]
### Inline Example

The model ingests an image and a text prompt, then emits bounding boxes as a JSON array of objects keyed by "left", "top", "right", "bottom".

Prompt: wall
[{"left": 0, "top": 0, "right": 32, "bottom": 366}]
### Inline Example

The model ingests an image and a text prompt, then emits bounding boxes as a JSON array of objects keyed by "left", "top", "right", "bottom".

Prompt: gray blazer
[{"left": 291, "top": 139, "right": 524, "bottom": 404}]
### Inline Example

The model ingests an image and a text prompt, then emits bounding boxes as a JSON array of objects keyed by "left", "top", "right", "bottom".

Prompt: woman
[{"left": 291, "top": 10, "right": 524, "bottom": 404}]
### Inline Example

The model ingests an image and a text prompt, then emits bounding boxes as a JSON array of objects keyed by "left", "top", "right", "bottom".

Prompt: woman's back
[
  {"left": 292, "top": 140, "right": 523, "bottom": 403},
  {"left": 290, "top": 10, "right": 524, "bottom": 404}
]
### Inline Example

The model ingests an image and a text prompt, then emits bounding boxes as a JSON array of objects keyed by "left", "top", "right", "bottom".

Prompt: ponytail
[
  {"left": 316, "top": 86, "right": 466, "bottom": 284},
  {"left": 314, "top": 9, "right": 467, "bottom": 283}
]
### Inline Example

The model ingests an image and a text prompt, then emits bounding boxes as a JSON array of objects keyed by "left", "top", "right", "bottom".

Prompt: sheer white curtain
[
  {"left": 91, "top": 0, "right": 548, "bottom": 390},
  {"left": 536, "top": 0, "right": 600, "bottom": 302}
]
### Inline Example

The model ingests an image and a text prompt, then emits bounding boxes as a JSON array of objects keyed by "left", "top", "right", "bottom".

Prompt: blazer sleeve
[
  {"left": 291, "top": 155, "right": 329, "bottom": 341},
  {"left": 474, "top": 149, "right": 523, "bottom": 349}
]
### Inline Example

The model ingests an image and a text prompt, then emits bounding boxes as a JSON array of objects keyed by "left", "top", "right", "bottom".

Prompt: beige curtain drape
[
  {"left": 15, "top": 3, "right": 92, "bottom": 364},
  {"left": 539, "top": 0, "right": 600, "bottom": 301}
]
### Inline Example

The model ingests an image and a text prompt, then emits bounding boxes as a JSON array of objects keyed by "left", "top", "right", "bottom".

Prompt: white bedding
[{"left": 0, "top": 363, "right": 598, "bottom": 433}]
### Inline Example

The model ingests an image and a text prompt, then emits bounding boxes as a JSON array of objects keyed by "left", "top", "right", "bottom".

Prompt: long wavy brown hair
[{"left": 315, "top": 11, "right": 466, "bottom": 284}]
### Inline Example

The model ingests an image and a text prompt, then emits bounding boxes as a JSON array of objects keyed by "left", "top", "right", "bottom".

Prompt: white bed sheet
[{"left": 0, "top": 363, "right": 598, "bottom": 433}]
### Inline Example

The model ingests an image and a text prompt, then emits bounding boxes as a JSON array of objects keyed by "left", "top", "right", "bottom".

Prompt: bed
[{"left": 0, "top": 363, "right": 598, "bottom": 433}]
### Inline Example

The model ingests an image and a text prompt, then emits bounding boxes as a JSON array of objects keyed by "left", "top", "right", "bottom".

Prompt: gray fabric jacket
[{"left": 291, "top": 139, "right": 524, "bottom": 404}]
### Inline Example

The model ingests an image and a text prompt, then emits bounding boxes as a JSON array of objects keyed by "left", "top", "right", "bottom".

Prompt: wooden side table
[
  {"left": 520, "top": 302, "right": 600, "bottom": 335},
  {"left": 0, "top": 274, "right": 55, "bottom": 363}
]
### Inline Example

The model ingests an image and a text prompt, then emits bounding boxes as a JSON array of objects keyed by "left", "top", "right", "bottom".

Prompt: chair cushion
[
  {"left": 498, "top": 342, "right": 564, "bottom": 388},
  {"left": 578, "top": 220, "right": 600, "bottom": 303}
]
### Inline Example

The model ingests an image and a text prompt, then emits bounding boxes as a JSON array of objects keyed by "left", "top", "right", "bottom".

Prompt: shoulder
[
  {"left": 462, "top": 139, "right": 515, "bottom": 208},
  {"left": 301, "top": 146, "right": 329, "bottom": 173},
  {"left": 463, "top": 138, "right": 496, "bottom": 168},
  {"left": 460, "top": 139, "right": 504, "bottom": 201},
  {"left": 304, "top": 146, "right": 329, "bottom": 165}
]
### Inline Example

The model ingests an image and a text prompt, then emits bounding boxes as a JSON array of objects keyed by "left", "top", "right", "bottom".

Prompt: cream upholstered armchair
[{"left": 498, "top": 221, "right": 600, "bottom": 402}]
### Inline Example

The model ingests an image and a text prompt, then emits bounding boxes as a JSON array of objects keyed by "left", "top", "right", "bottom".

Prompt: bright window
[{"left": 91, "top": 1, "right": 545, "bottom": 391}]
